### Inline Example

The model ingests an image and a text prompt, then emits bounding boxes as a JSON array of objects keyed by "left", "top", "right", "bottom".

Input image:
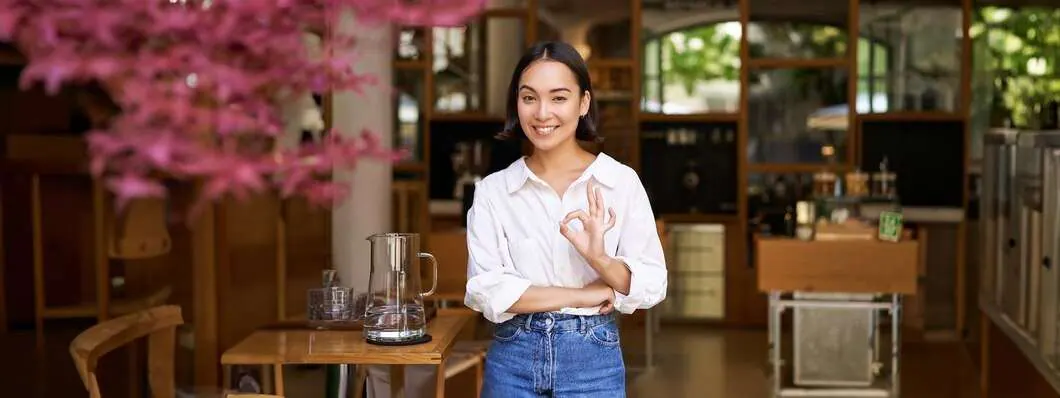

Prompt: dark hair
[{"left": 496, "top": 41, "right": 601, "bottom": 143}]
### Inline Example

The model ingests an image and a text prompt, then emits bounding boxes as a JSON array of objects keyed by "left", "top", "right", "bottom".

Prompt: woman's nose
[{"left": 535, "top": 103, "right": 549, "bottom": 120}]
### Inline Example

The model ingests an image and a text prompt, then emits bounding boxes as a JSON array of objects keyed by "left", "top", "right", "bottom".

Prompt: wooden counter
[{"left": 756, "top": 237, "right": 919, "bottom": 294}]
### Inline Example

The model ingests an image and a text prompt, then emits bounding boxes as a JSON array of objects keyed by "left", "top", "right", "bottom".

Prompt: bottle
[{"left": 783, "top": 205, "right": 796, "bottom": 237}]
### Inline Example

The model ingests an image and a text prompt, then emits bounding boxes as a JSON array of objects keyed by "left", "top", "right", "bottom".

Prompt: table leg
[
  {"left": 434, "top": 359, "right": 446, "bottom": 398},
  {"left": 389, "top": 364, "right": 405, "bottom": 398},
  {"left": 352, "top": 365, "right": 367, "bottom": 398},
  {"left": 891, "top": 294, "right": 902, "bottom": 397},
  {"left": 770, "top": 292, "right": 782, "bottom": 396},
  {"left": 273, "top": 364, "right": 285, "bottom": 396},
  {"left": 474, "top": 358, "right": 483, "bottom": 397},
  {"left": 261, "top": 365, "right": 273, "bottom": 394},
  {"left": 222, "top": 365, "right": 232, "bottom": 392}
]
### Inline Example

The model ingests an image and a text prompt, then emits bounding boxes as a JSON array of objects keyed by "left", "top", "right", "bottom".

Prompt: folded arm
[
  {"left": 463, "top": 184, "right": 607, "bottom": 323},
  {"left": 599, "top": 174, "right": 668, "bottom": 314}
]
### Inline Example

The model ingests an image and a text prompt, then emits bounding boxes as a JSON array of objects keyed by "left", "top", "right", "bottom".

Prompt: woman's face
[{"left": 516, "top": 60, "right": 591, "bottom": 152}]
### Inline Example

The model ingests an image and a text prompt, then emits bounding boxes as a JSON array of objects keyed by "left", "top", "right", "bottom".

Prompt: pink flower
[{"left": 3, "top": 0, "right": 485, "bottom": 210}]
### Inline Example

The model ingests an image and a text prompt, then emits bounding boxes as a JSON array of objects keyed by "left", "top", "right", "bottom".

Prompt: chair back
[
  {"left": 69, "top": 305, "right": 184, "bottom": 398},
  {"left": 108, "top": 197, "right": 172, "bottom": 259}
]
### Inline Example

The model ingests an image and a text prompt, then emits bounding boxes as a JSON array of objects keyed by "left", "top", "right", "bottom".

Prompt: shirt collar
[{"left": 505, "top": 153, "right": 620, "bottom": 194}]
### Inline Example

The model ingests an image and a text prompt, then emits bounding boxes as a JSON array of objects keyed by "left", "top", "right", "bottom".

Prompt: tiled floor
[{"left": 0, "top": 323, "right": 979, "bottom": 397}]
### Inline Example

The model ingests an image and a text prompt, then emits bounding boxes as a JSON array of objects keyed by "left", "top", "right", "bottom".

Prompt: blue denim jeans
[{"left": 482, "top": 312, "right": 626, "bottom": 397}]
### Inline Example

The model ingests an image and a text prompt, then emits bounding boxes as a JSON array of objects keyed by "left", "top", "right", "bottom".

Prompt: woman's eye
[
  {"left": 552, "top": 97, "right": 567, "bottom": 102},
  {"left": 522, "top": 96, "right": 536, "bottom": 103}
]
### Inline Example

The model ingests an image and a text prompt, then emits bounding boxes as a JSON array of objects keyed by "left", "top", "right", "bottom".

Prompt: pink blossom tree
[{"left": 0, "top": 0, "right": 484, "bottom": 211}]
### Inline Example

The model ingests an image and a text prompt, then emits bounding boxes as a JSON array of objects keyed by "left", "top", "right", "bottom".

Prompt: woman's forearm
[
  {"left": 507, "top": 286, "right": 601, "bottom": 314},
  {"left": 590, "top": 255, "right": 632, "bottom": 295}
]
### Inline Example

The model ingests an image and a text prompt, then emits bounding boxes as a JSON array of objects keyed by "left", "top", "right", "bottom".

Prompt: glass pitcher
[{"left": 363, "top": 233, "right": 438, "bottom": 343}]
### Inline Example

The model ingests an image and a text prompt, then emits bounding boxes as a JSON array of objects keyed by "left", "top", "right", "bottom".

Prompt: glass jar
[
  {"left": 813, "top": 171, "right": 837, "bottom": 197},
  {"left": 845, "top": 170, "right": 870, "bottom": 197},
  {"left": 872, "top": 171, "right": 897, "bottom": 198}
]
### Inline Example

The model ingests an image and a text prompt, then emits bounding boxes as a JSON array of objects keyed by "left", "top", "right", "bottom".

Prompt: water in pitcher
[{"left": 363, "top": 303, "right": 427, "bottom": 341}]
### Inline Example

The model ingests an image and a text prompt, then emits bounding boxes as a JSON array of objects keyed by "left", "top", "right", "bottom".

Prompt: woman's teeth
[{"left": 535, "top": 126, "right": 557, "bottom": 135}]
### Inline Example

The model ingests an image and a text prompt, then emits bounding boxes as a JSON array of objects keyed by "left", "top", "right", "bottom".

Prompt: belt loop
[{"left": 524, "top": 313, "right": 534, "bottom": 330}]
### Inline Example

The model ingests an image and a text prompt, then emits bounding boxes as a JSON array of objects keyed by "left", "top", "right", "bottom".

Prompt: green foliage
[
  {"left": 974, "top": 7, "right": 1060, "bottom": 127},
  {"left": 654, "top": 21, "right": 847, "bottom": 97},
  {"left": 659, "top": 24, "right": 740, "bottom": 95}
]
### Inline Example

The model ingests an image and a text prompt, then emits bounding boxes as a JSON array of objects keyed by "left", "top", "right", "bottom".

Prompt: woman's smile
[{"left": 532, "top": 125, "right": 559, "bottom": 135}]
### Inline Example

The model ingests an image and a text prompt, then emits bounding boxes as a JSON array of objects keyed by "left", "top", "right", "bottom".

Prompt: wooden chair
[
  {"left": 445, "top": 339, "right": 488, "bottom": 396},
  {"left": 0, "top": 134, "right": 175, "bottom": 344},
  {"left": 70, "top": 305, "right": 283, "bottom": 398},
  {"left": 28, "top": 173, "right": 173, "bottom": 343},
  {"left": 349, "top": 341, "right": 486, "bottom": 398}
]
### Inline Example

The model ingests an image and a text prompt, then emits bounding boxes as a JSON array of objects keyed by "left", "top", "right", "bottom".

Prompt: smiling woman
[
  {"left": 496, "top": 42, "right": 601, "bottom": 146},
  {"left": 465, "top": 41, "right": 668, "bottom": 398}
]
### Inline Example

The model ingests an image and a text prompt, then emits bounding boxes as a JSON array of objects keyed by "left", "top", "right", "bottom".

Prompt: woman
[{"left": 464, "top": 41, "right": 668, "bottom": 397}]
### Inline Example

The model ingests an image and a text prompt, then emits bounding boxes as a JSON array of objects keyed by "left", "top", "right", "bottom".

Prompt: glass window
[
  {"left": 393, "top": 69, "right": 424, "bottom": 162},
  {"left": 748, "top": 0, "right": 849, "bottom": 59},
  {"left": 858, "top": 2, "right": 962, "bottom": 113},
  {"left": 432, "top": 17, "right": 526, "bottom": 116},
  {"left": 640, "top": 21, "right": 741, "bottom": 114},
  {"left": 747, "top": 67, "right": 850, "bottom": 164}
]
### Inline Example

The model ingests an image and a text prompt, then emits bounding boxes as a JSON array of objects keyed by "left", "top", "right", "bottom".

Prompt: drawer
[
  {"left": 675, "top": 245, "right": 724, "bottom": 273},
  {"left": 675, "top": 229, "right": 724, "bottom": 249},
  {"left": 674, "top": 275, "right": 725, "bottom": 319},
  {"left": 671, "top": 225, "right": 725, "bottom": 274}
]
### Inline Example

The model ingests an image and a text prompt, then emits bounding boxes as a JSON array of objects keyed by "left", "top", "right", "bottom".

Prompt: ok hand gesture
[{"left": 560, "top": 180, "right": 617, "bottom": 263}]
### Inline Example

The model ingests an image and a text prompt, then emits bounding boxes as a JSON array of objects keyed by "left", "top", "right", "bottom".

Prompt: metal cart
[
  {"left": 768, "top": 292, "right": 902, "bottom": 397},
  {"left": 756, "top": 237, "right": 919, "bottom": 398}
]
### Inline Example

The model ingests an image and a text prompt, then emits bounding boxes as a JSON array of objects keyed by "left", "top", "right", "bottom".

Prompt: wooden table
[{"left": 221, "top": 313, "right": 474, "bottom": 398}]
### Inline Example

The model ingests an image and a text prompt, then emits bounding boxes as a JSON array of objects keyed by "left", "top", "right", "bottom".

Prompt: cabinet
[{"left": 661, "top": 224, "right": 725, "bottom": 320}]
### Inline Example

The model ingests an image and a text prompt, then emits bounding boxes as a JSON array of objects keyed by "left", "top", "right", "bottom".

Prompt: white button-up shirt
[{"left": 464, "top": 153, "right": 668, "bottom": 324}]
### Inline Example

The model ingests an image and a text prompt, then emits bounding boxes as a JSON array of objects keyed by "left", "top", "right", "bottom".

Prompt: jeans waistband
[{"left": 511, "top": 312, "right": 615, "bottom": 333}]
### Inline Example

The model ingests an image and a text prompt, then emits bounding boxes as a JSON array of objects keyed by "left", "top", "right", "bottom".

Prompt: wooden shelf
[
  {"left": 661, "top": 213, "right": 741, "bottom": 224},
  {"left": 746, "top": 57, "right": 848, "bottom": 69},
  {"left": 429, "top": 113, "right": 505, "bottom": 123},
  {"left": 481, "top": 7, "right": 529, "bottom": 17},
  {"left": 747, "top": 163, "right": 856, "bottom": 173},
  {"left": 393, "top": 59, "right": 428, "bottom": 70},
  {"left": 394, "top": 161, "right": 427, "bottom": 173},
  {"left": 858, "top": 112, "right": 966, "bottom": 122},
  {"left": 639, "top": 113, "right": 740, "bottom": 123},
  {"left": 588, "top": 59, "right": 634, "bottom": 68}
]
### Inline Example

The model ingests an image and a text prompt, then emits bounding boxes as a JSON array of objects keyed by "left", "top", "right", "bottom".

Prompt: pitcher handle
[{"left": 418, "top": 252, "right": 438, "bottom": 298}]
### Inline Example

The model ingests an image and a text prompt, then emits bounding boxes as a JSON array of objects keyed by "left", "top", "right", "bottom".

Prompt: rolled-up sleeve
[
  {"left": 611, "top": 174, "right": 668, "bottom": 314},
  {"left": 464, "top": 183, "right": 532, "bottom": 324}
]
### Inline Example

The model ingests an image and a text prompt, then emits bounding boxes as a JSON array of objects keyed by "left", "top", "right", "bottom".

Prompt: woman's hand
[
  {"left": 583, "top": 279, "right": 616, "bottom": 314},
  {"left": 560, "top": 180, "right": 617, "bottom": 264}
]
